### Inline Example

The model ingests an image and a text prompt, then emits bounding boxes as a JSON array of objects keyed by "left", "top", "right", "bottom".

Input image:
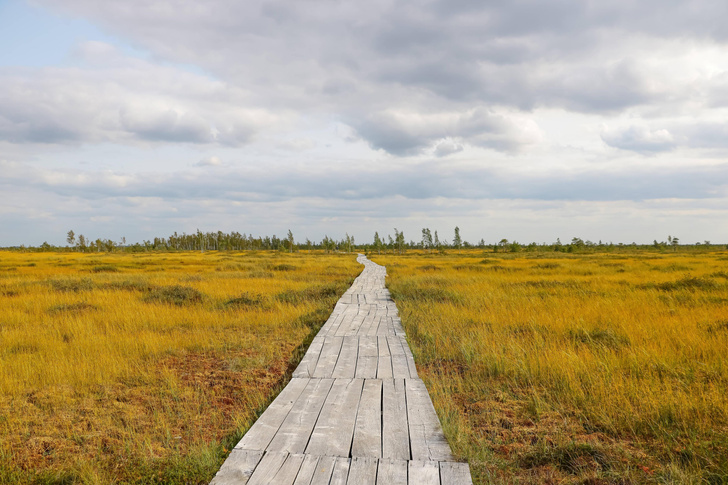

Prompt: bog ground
[{"left": 1, "top": 249, "right": 727, "bottom": 484}]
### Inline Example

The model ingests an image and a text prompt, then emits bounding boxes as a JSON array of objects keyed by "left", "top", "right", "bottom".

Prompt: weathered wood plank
[
  {"left": 377, "top": 336, "right": 393, "bottom": 379},
  {"left": 329, "top": 457, "right": 351, "bottom": 485},
  {"left": 209, "top": 449, "right": 264, "bottom": 485},
  {"left": 375, "top": 459, "right": 407, "bottom": 485},
  {"left": 306, "top": 378, "right": 364, "bottom": 457},
  {"left": 351, "top": 379, "right": 382, "bottom": 458},
  {"left": 401, "top": 339, "right": 419, "bottom": 378},
  {"left": 334, "top": 314, "right": 356, "bottom": 337},
  {"left": 312, "top": 337, "right": 344, "bottom": 378},
  {"left": 293, "top": 337, "right": 324, "bottom": 378},
  {"left": 345, "top": 456, "right": 378, "bottom": 484},
  {"left": 408, "top": 460, "right": 440, "bottom": 485},
  {"left": 388, "top": 336, "right": 410, "bottom": 378},
  {"left": 235, "top": 378, "right": 310, "bottom": 451},
  {"left": 406, "top": 379, "right": 454, "bottom": 462},
  {"left": 292, "top": 454, "right": 320, "bottom": 485},
  {"left": 440, "top": 462, "right": 473, "bottom": 485},
  {"left": 267, "top": 379, "right": 334, "bottom": 454},
  {"left": 382, "top": 378, "right": 410, "bottom": 461},
  {"left": 247, "top": 451, "right": 288, "bottom": 485},
  {"left": 269, "top": 453, "right": 305, "bottom": 485},
  {"left": 332, "top": 336, "right": 359, "bottom": 379},
  {"left": 355, "top": 337, "right": 378, "bottom": 379},
  {"left": 308, "top": 455, "right": 336, "bottom": 485}
]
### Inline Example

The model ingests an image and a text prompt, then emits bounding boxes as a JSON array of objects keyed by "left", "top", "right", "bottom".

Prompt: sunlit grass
[
  {"left": 0, "top": 250, "right": 360, "bottom": 484},
  {"left": 372, "top": 250, "right": 728, "bottom": 484}
]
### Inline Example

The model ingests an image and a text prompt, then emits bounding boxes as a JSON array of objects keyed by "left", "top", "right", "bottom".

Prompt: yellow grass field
[
  {"left": 0, "top": 250, "right": 360, "bottom": 484},
  {"left": 372, "top": 250, "right": 728, "bottom": 484}
]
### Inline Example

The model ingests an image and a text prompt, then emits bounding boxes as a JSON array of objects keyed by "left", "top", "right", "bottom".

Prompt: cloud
[
  {"left": 196, "top": 156, "right": 222, "bottom": 167},
  {"left": 0, "top": 44, "right": 274, "bottom": 147},
  {"left": 433, "top": 139, "right": 464, "bottom": 157},
  {"left": 4, "top": 157, "right": 726, "bottom": 204},
  {"left": 601, "top": 125, "right": 676, "bottom": 153},
  {"left": 350, "top": 107, "right": 543, "bottom": 155}
]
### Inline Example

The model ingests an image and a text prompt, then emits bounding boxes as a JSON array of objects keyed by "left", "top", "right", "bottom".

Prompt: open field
[
  {"left": 0, "top": 250, "right": 360, "bottom": 484},
  {"left": 372, "top": 250, "right": 728, "bottom": 484}
]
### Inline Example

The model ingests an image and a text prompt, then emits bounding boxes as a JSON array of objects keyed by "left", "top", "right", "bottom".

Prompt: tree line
[{"left": 7, "top": 228, "right": 723, "bottom": 253}]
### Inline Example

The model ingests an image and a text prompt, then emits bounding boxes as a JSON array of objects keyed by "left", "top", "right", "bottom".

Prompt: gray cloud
[
  {"left": 601, "top": 126, "right": 677, "bottom": 153},
  {"left": 4, "top": 158, "right": 726, "bottom": 204},
  {"left": 350, "top": 107, "right": 542, "bottom": 155},
  {"left": 602, "top": 121, "right": 728, "bottom": 153},
  {"left": 26, "top": 0, "right": 728, "bottom": 155},
  {"left": 0, "top": 53, "right": 272, "bottom": 146}
]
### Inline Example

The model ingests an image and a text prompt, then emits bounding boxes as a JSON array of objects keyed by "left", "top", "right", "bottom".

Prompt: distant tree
[
  {"left": 287, "top": 230, "right": 294, "bottom": 253},
  {"left": 77, "top": 234, "right": 87, "bottom": 252},
  {"left": 66, "top": 230, "right": 75, "bottom": 248},
  {"left": 421, "top": 228, "right": 433, "bottom": 251},
  {"left": 373, "top": 232, "right": 383, "bottom": 254},
  {"left": 453, "top": 226, "right": 462, "bottom": 252},
  {"left": 670, "top": 235, "right": 679, "bottom": 251},
  {"left": 394, "top": 228, "right": 406, "bottom": 254}
]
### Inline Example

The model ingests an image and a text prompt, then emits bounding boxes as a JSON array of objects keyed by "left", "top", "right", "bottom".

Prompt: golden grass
[
  {"left": 0, "top": 250, "right": 360, "bottom": 484},
  {"left": 372, "top": 250, "right": 728, "bottom": 484}
]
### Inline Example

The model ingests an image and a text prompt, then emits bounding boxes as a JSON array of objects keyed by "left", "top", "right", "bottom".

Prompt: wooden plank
[
  {"left": 293, "top": 337, "right": 324, "bottom": 378},
  {"left": 247, "top": 451, "right": 288, "bottom": 485},
  {"left": 440, "top": 462, "right": 473, "bottom": 485},
  {"left": 345, "top": 456, "right": 378, "bottom": 484},
  {"left": 388, "top": 336, "right": 411, "bottom": 378},
  {"left": 408, "top": 460, "right": 440, "bottom": 485},
  {"left": 312, "top": 337, "right": 344, "bottom": 378},
  {"left": 269, "top": 453, "right": 305, "bottom": 485},
  {"left": 306, "top": 378, "right": 364, "bottom": 457},
  {"left": 376, "top": 315, "right": 391, "bottom": 336},
  {"left": 322, "top": 310, "right": 346, "bottom": 337},
  {"left": 375, "top": 459, "right": 407, "bottom": 485},
  {"left": 309, "top": 455, "right": 336, "bottom": 485},
  {"left": 235, "top": 378, "right": 310, "bottom": 451},
  {"left": 377, "top": 336, "right": 393, "bottom": 379},
  {"left": 328, "top": 457, "right": 351, "bottom": 485},
  {"left": 355, "top": 337, "right": 378, "bottom": 379},
  {"left": 382, "top": 378, "right": 409, "bottom": 460},
  {"left": 401, "top": 339, "right": 419, "bottom": 378},
  {"left": 365, "top": 314, "right": 383, "bottom": 337},
  {"left": 357, "top": 307, "right": 376, "bottom": 336},
  {"left": 351, "top": 379, "right": 382, "bottom": 458},
  {"left": 334, "top": 314, "right": 356, "bottom": 337},
  {"left": 267, "top": 379, "right": 334, "bottom": 454},
  {"left": 292, "top": 454, "right": 320, "bottom": 485},
  {"left": 209, "top": 449, "right": 264, "bottom": 485},
  {"left": 332, "top": 336, "right": 359, "bottom": 379},
  {"left": 406, "top": 379, "right": 453, "bottom": 462}
]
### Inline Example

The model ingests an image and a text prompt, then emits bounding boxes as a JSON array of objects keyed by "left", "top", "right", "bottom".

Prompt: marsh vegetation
[
  {"left": 0, "top": 251, "right": 359, "bottom": 483},
  {"left": 372, "top": 250, "right": 728, "bottom": 484}
]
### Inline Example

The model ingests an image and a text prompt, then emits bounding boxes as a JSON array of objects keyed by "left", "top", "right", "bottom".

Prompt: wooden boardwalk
[{"left": 211, "top": 255, "right": 472, "bottom": 484}]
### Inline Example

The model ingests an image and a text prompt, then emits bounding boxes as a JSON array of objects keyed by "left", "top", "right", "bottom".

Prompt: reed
[
  {"left": 372, "top": 250, "right": 728, "bottom": 484},
  {"left": 0, "top": 250, "right": 360, "bottom": 484}
]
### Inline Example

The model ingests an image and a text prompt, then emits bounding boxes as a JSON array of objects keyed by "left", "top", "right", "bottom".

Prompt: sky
[{"left": 1, "top": 0, "right": 728, "bottom": 247}]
